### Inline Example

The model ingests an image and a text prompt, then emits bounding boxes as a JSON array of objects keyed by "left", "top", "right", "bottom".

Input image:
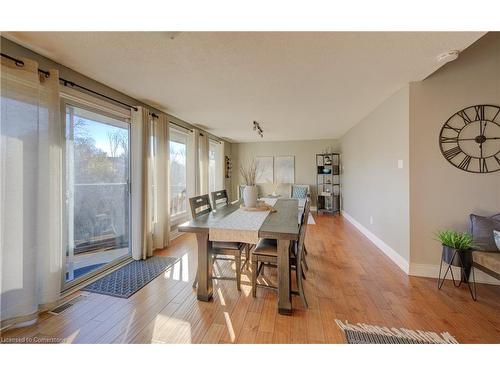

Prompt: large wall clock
[{"left": 439, "top": 104, "right": 500, "bottom": 173}]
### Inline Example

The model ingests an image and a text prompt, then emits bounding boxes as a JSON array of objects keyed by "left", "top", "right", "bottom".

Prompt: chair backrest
[
  {"left": 189, "top": 194, "right": 212, "bottom": 219},
  {"left": 300, "top": 198, "right": 311, "bottom": 226},
  {"left": 291, "top": 184, "right": 310, "bottom": 199},
  {"left": 211, "top": 189, "right": 229, "bottom": 208},
  {"left": 297, "top": 199, "right": 311, "bottom": 257}
]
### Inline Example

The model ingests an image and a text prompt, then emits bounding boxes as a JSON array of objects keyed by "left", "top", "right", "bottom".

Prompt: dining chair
[
  {"left": 251, "top": 199, "right": 310, "bottom": 308},
  {"left": 189, "top": 194, "right": 246, "bottom": 291},
  {"left": 291, "top": 184, "right": 310, "bottom": 199},
  {"left": 211, "top": 189, "right": 251, "bottom": 265},
  {"left": 298, "top": 205, "right": 310, "bottom": 273},
  {"left": 189, "top": 194, "right": 212, "bottom": 218},
  {"left": 211, "top": 189, "right": 229, "bottom": 208}
]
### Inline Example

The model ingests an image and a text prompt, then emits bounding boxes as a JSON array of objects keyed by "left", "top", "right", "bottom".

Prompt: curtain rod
[
  {"left": 169, "top": 120, "right": 194, "bottom": 133},
  {"left": 151, "top": 113, "right": 198, "bottom": 135},
  {"left": 1, "top": 52, "right": 138, "bottom": 112},
  {"left": 200, "top": 132, "right": 222, "bottom": 144},
  {"left": 2, "top": 52, "right": 222, "bottom": 142}
]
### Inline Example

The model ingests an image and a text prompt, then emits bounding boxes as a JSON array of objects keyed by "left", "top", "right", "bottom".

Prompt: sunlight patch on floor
[
  {"left": 172, "top": 260, "right": 181, "bottom": 280},
  {"left": 217, "top": 288, "right": 226, "bottom": 306},
  {"left": 64, "top": 330, "right": 81, "bottom": 343},
  {"left": 223, "top": 312, "right": 236, "bottom": 342},
  {"left": 181, "top": 253, "right": 189, "bottom": 281},
  {"left": 151, "top": 315, "right": 192, "bottom": 343}
]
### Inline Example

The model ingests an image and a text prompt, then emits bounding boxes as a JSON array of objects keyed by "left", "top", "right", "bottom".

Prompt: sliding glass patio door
[{"left": 64, "top": 104, "right": 131, "bottom": 287}]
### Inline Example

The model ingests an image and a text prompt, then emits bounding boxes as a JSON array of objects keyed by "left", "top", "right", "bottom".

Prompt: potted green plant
[{"left": 435, "top": 230, "right": 473, "bottom": 266}]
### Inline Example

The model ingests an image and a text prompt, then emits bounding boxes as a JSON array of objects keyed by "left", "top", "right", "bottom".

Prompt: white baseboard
[
  {"left": 341, "top": 210, "right": 410, "bottom": 274},
  {"left": 410, "top": 263, "right": 500, "bottom": 286},
  {"left": 341, "top": 210, "right": 500, "bottom": 286}
]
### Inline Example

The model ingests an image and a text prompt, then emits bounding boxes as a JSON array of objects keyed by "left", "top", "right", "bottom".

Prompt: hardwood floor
[{"left": 2, "top": 214, "right": 500, "bottom": 344}]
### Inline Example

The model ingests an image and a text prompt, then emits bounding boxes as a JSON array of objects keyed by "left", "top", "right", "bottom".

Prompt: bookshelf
[{"left": 316, "top": 153, "right": 340, "bottom": 214}]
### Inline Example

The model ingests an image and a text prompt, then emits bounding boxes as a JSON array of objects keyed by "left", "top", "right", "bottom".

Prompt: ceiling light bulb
[{"left": 437, "top": 50, "right": 459, "bottom": 64}]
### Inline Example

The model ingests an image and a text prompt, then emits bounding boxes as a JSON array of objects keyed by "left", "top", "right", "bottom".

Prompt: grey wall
[
  {"left": 338, "top": 33, "right": 500, "bottom": 281},
  {"left": 409, "top": 33, "right": 500, "bottom": 270},
  {"left": 231, "top": 139, "right": 339, "bottom": 203},
  {"left": 340, "top": 86, "right": 410, "bottom": 262}
]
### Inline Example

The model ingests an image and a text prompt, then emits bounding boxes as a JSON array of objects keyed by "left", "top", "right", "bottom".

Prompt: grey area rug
[
  {"left": 82, "top": 256, "right": 179, "bottom": 298},
  {"left": 335, "top": 320, "right": 459, "bottom": 344}
]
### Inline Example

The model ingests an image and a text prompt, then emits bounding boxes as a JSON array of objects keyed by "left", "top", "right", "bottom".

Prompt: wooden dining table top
[{"left": 178, "top": 198, "right": 301, "bottom": 240}]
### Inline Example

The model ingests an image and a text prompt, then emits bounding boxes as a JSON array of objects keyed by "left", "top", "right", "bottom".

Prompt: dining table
[{"left": 178, "top": 198, "right": 304, "bottom": 315}]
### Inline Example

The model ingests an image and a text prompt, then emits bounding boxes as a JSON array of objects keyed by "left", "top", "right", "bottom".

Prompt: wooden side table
[{"left": 437, "top": 246, "right": 476, "bottom": 300}]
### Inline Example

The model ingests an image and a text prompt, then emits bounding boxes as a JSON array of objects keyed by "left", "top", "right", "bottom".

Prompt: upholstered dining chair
[
  {"left": 291, "top": 184, "right": 310, "bottom": 199},
  {"left": 189, "top": 194, "right": 246, "bottom": 291},
  {"left": 211, "top": 189, "right": 229, "bottom": 209},
  {"left": 251, "top": 199, "right": 311, "bottom": 308}
]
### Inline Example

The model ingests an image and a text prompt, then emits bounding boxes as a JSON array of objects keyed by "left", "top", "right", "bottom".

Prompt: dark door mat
[{"left": 82, "top": 256, "right": 179, "bottom": 298}]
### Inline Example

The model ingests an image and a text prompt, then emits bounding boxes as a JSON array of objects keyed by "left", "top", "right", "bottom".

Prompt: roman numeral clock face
[{"left": 439, "top": 105, "right": 500, "bottom": 173}]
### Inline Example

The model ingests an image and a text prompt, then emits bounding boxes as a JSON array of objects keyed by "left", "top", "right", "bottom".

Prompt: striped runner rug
[{"left": 335, "top": 320, "right": 459, "bottom": 344}]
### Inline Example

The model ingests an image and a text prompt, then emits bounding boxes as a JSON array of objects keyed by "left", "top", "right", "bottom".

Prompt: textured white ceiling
[{"left": 4, "top": 32, "right": 485, "bottom": 142}]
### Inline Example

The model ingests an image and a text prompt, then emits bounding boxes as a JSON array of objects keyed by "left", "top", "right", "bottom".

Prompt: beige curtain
[
  {"left": 131, "top": 107, "right": 153, "bottom": 260},
  {"left": 198, "top": 131, "right": 209, "bottom": 195},
  {"left": 1, "top": 58, "right": 63, "bottom": 328},
  {"left": 131, "top": 108, "right": 171, "bottom": 259},
  {"left": 152, "top": 114, "right": 170, "bottom": 249}
]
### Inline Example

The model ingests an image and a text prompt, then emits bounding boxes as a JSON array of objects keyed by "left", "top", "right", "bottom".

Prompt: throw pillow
[
  {"left": 494, "top": 230, "right": 500, "bottom": 251},
  {"left": 469, "top": 214, "right": 500, "bottom": 252}
]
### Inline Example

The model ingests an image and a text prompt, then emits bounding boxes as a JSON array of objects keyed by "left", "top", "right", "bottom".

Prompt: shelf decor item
[
  {"left": 316, "top": 152, "right": 340, "bottom": 215},
  {"left": 435, "top": 230, "right": 477, "bottom": 300},
  {"left": 240, "top": 160, "right": 258, "bottom": 207},
  {"left": 225, "top": 156, "right": 232, "bottom": 179}
]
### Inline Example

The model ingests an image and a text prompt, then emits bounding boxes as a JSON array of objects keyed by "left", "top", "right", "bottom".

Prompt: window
[
  {"left": 64, "top": 104, "right": 131, "bottom": 285},
  {"left": 169, "top": 127, "right": 188, "bottom": 221},
  {"left": 208, "top": 139, "right": 223, "bottom": 193}
]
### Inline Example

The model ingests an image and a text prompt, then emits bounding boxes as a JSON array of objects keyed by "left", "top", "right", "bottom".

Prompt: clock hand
[
  {"left": 482, "top": 121, "right": 487, "bottom": 136},
  {"left": 456, "top": 137, "right": 500, "bottom": 141}
]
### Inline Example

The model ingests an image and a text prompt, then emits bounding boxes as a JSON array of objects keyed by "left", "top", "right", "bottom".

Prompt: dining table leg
[
  {"left": 196, "top": 232, "right": 213, "bottom": 302},
  {"left": 277, "top": 239, "right": 292, "bottom": 315}
]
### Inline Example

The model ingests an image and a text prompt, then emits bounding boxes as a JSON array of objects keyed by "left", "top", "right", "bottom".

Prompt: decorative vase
[{"left": 243, "top": 185, "right": 258, "bottom": 207}]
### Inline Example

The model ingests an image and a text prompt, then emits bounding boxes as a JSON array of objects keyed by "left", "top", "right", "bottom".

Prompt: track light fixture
[{"left": 253, "top": 121, "right": 264, "bottom": 138}]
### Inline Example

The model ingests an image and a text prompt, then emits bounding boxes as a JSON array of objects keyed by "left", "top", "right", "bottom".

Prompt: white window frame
[
  {"left": 169, "top": 125, "right": 190, "bottom": 229},
  {"left": 60, "top": 86, "right": 132, "bottom": 291}
]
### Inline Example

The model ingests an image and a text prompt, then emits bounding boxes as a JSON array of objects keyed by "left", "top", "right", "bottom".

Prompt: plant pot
[
  {"left": 442, "top": 245, "right": 472, "bottom": 267},
  {"left": 243, "top": 185, "right": 258, "bottom": 207}
]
